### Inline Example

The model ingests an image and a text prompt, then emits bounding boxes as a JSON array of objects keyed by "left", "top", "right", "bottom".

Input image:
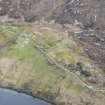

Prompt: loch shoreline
[{"left": 0, "top": 85, "right": 58, "bottom": 105}]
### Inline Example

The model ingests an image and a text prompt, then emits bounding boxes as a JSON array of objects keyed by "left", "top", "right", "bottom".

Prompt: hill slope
[{"left": 0, "top": 22, "right": 105, "bottom": 105}]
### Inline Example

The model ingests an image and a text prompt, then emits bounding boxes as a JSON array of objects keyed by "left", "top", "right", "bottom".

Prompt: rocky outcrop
[{"left": 0, "top": 0, "right": 105, "bottom": 30}]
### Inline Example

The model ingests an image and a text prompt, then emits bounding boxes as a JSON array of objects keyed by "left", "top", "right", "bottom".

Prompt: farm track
[{"left": 33, "top": 43, "right": 105, "bottom": 92}]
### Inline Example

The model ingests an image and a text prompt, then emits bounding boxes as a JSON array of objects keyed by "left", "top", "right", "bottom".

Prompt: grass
[
  {"left": 70, "top": 84, "right": 84, "bottom": 92},
  {"left": 0, "top": 32, "right": 64, "bottom": 94},
  {"left": 0, "top": 23, "right": 96, "bottom": 104}
]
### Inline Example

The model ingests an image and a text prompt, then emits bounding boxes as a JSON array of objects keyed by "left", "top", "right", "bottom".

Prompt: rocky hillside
[{"left": 0, "top": 0, "right": 105, "bottom": 30}]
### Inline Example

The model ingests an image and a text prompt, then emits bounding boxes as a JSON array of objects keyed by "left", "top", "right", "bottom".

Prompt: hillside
[
  {"left": 0, "top": 0, "right": 105, "bottom": 105},
  {"left": 0, "top": 22, "right": 105, "bottom": 105}
]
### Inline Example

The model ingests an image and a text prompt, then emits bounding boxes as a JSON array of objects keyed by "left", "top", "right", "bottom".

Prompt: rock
[
  {"left": 88, "top": 77, "right": 97, "bottom": 84},
  {"left": 0, "top": 0, "right": 105, "bottom": 30},
  {"left": 8, "top": 8, "right": 21, "bottom": 19},
  {"left": 76, "top": 71, "right": 81, "bottom": 76},
  {"left": 24, "top": 15, "right": 36, "bottom": 22}
]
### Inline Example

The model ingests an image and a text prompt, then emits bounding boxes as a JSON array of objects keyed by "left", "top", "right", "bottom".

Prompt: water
[{"left": 0, "top": 88, "right": 51, "bottom": 105}]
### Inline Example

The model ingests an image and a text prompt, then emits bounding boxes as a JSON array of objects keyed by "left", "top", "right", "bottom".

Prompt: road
[{"left": 34, "top": 43, "right": 105, "bottom": 92}]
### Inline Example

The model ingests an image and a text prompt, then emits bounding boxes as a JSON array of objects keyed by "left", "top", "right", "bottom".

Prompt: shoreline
[{"left": 0, "top": 86, "right": 57, "bottom": 105}]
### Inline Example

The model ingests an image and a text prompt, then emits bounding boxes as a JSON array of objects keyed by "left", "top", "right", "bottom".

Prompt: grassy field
[{"left": 0, "top": 23, "right": 104, "bottom": 105}]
